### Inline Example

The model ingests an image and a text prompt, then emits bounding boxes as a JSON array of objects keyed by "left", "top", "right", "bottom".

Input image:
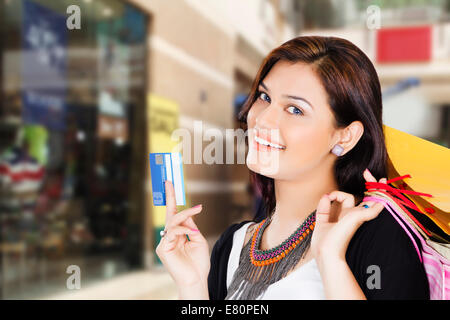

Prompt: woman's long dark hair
[{"left": 238, "top": 36, "right": 388, "bottom": 221}]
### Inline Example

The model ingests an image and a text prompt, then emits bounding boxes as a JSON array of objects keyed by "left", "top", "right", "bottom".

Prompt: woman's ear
[{"left": 333, "top": 121, "right": 364, "bottom": 156}]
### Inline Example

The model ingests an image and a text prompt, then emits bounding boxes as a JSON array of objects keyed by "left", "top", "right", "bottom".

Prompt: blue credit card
[{"left": 149, "top": 152, "right": 186, "bottom": 206}]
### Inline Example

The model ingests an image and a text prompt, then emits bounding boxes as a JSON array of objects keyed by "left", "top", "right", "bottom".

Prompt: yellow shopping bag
[{"left": 384, "top": 125, "right": 450, "bottom": 235}]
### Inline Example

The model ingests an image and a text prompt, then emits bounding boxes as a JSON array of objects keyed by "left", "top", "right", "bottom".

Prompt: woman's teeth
[{"left": 254, "top": 135, "right": 286, "bottom": 150}]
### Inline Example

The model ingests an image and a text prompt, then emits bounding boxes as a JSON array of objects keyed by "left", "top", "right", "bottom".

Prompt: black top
[{"left": 207, "top": 208, "right": 430, "bottom": 300}]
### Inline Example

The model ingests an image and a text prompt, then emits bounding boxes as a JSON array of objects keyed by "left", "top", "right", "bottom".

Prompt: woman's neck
[{"left": 264, "top": 166, "right": 338, "bottom": 246}]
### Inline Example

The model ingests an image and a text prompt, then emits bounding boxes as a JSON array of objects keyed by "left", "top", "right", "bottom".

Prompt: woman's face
[{"left": 246, "top": 60, "right": 340, "bottom": 179}]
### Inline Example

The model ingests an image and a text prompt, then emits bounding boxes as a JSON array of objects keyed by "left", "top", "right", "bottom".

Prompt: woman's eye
[
  {"left": 258, "top": 91, "right": 270, "bottom": 103},
  {"left": 287, "top": 106, "right": 304, "bottom": 116}
]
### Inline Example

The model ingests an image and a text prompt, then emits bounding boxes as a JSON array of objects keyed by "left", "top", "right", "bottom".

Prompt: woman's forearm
[
  {"left": 316, "top": 254, "right": 367, "bottom": 300},
  {"left": 177, "top": 280, "right": 210, "bottom": 300}
]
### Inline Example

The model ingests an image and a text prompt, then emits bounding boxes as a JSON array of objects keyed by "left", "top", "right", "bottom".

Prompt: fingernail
[
  {"left": 191, "top": 228, "right": 199, "bottom": 232},
  {"left": 194, "top": 204, "right": 202, "bottom": 208}
]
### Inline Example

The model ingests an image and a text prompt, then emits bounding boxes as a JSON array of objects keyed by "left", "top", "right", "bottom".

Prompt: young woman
[{"left": 156, "top": 36, "right": 430, "bottom": 300}]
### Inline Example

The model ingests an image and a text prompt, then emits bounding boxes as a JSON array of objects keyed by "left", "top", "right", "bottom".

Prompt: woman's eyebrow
[
  {"left": 259, "top": 81, "right": 314, "bottom": 109},
  {"left": 283, "top": 94, "right": 314, "bottom": 109},
  {"left": 260, "top": 81, "right": 270, "bottom": 92}
]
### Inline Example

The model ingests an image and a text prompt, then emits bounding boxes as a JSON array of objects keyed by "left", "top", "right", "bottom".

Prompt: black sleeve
[
  {"left": 346, "top": 208, "right": 430, "bottom": 300},
  {"left": 208, "top": 221, "right": 252, "bottom": 300}
]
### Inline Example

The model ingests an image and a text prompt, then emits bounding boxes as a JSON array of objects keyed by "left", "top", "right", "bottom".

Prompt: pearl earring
[{"left": 331, "top": 144, "right": 344, "bottom": 156}]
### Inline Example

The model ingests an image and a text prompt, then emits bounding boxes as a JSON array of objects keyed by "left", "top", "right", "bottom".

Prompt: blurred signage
[
  {"left": 148, "top": 94, "right": 180, "bottom": 228},
  {"left": 122, "top": 5, "right": 147, "bottom": 44},
  {"left": 376, "top": 25, "right": 431, "bottom": 63},
  {"left": 147, "top": 94, "right": 191, "bottom": 257},
  {"left": 97, "top": 17, "right": 130, "bottom": 119},
  {"left": 99, "top": 90, "right": 125, "bottom": 117},
  {"left": 97, "top": 115, "right": 128, "bottom": 142},
  {"left": 21, "top": 0, "right": 67, "bottom": 131}
]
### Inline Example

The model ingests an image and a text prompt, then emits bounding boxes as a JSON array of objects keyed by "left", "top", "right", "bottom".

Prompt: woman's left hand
[{"left": 310, "top": 169, "right": 387, "bottom": 262}]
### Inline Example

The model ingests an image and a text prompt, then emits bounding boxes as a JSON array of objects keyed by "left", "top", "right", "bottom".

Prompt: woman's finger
[
  {"left": 358, "top": 200, "right": 375, "bottom": 209},
  {"left": 363, "top": 168, "right": 377, "bottom": 182},
  {"left": 167, "top": 205, "right": 203, "bottom": 229},
  {"left": 165, "top": 180, "right": 178, "bottom": 218},
  {"left": 181, "top": 219, "right": 207, "bottom": 243},
  {"left": 159, "top": 234, "right": 179, "bottom": 252},
  {"left": 364, "top": 168, "right": 388, "bottom": 185},
  {"left": 364, "top": 202, "right": 384, "bottom": 220},
  {"left": 357, "top": 201, "right": 385, "bottom": 222},
  {"left": 327, "top": 191, "right": 355, "bottom": 209},
  {"left": 315, "top": 194, "right": 332, "bottom": 224},
  {"left": 183, "top": 216, "right": 200, "bottom": 233},
  {"left": 164, "top": 226, "right": 199, "bottom": 242}
]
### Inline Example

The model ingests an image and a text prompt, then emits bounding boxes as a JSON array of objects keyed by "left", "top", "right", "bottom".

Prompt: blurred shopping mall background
[{"left": 0, "top": 0, "right": 449, "bottom": 299}]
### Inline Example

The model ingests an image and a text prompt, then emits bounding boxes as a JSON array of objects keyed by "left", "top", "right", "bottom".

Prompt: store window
[{"left": 0, "top": 0, "right": 148, "bottom": 298}]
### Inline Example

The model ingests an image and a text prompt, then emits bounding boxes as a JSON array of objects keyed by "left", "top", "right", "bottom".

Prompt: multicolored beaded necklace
[
  {"left": 225, "top": 210, "right": 316, "bottom": 300},
  {"left": 250, "top": 211, "right": 316, "bottom": 267}
]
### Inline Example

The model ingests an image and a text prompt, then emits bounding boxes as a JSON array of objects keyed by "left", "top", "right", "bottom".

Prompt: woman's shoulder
[
  {"left": 347, "top": 206, "right": 422, "bottom": 263},
  {"left": 346, "top": 207, "right": 430, "bottom": 299},
  {"left": 211, "top": 220, "right": 255, "bottom": 255},
  {"left": 346, "top": 206, "right": 424, "bottom": 266},
  {"left": 208, "top": 219, "right": 255, "bottom": 300}
]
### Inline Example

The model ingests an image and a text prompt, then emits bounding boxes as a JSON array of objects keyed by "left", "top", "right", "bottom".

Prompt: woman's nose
[{"left": 255, "top": 103, "right": 282, "bottom": 129}]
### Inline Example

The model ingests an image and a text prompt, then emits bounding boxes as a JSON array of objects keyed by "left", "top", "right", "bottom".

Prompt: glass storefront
[{"left": 0, "top": 0, "right": 148, "bottom": 298}]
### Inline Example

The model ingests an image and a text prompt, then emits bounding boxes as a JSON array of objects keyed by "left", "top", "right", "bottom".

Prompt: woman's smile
[{"left": 253, "top": 134, "right": 286, "bottom": 152}]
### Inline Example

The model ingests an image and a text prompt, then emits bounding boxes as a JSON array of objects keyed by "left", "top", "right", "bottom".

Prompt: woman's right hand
[{"left": 155, "top": 180, "right": 210, "bottom": 288}]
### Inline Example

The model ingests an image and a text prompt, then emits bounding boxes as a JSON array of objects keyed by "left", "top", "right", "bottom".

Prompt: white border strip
[
  {"left": 164, "top": 154, "right": 173, "bottom": 184},
  {"left": 171, "top": 152, "right": 185, "bottom": 205}
]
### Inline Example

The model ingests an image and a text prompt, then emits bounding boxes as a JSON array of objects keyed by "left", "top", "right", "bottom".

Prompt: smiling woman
[
  {"left": 210, "top": 36, "right": 429, "bottom": 300},
  {"left": 156, "top": 36, "right": 430, "bottom": 301}
]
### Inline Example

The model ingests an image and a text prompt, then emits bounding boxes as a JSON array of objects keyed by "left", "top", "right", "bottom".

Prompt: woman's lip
[
  {"left": 254, "top": 130, "right": 286, "bottom": 149},
  {"left": 252, "top": 138, "right": 286, "bottom": 152},
  {"left": 254, "top": 134, "right": 286, "bottom": 150}
]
